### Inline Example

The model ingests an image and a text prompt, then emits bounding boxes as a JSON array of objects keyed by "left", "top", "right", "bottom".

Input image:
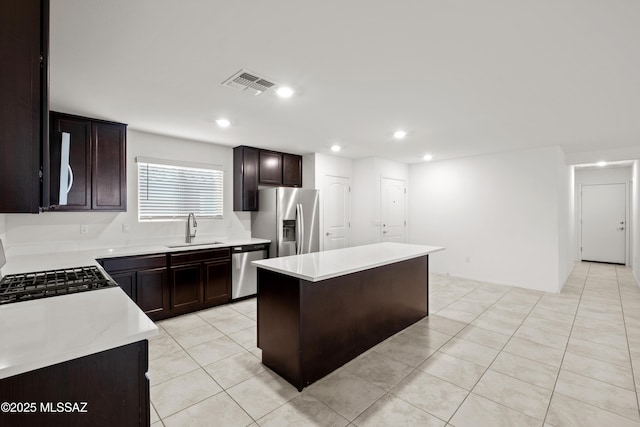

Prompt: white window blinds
[{"left": 138, "top": 159, "right": 223, "bottom": 221}]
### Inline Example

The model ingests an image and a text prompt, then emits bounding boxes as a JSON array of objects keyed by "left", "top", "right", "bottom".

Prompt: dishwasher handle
[{"left": 231, "top": 243, "right": 270, "bottom": 254}]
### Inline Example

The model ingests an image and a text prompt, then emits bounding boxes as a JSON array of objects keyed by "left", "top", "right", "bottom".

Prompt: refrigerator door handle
[
  {"left": 299, "top": 203, "right": 305, "bottom": 254},
  {"left": 296, "top": 204, "right": 304, "bottom": 255}
]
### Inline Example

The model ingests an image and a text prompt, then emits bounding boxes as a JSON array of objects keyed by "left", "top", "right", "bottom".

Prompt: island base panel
[
  {"left": 0, "top": 341, "right": 149, "bottom": 427},
  {"left": 258, "top": 255, "right": 428, "bottom": 391},
  {"left": 257, "top": 270, "right": 302, "bottom": 388}
]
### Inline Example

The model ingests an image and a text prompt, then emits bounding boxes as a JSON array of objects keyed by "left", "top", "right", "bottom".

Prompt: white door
[
  {"left": 323, "top": 175, "right": 350, "bottom": 250},
  {"left": 581, "top": 183, "right": 626, "bottom": 264},
  {"left": 381, "top": 177, "right": 406, "bottom": 242}
]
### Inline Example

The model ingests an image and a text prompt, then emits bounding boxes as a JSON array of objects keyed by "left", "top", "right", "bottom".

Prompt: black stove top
[{"left": 0, "top": 266, "right": 117, "bottom": 305}]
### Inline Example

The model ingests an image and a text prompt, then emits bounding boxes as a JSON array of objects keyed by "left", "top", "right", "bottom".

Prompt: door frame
[{"left": 578, "top": 182, "right": 630, "bottom": 265}]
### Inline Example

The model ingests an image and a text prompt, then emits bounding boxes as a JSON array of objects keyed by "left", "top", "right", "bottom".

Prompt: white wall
[
  {"left": 312, "top": 153, "right": 353, "bottom": 188},
  {"left": 633, "top": 160, "right": 640, "bottom": 282},
  {"left": 409, "top": 146, "right": 567, "bottom": 292},
  {"left": 3, "top": 130, "right": 251, "bottom": 254},
  {"left": 575, "top": 167, "right": 632, "bottom": 185},
  {"left": 352, "top": 158, "right": 409, "bottom": 246},
  {"left": 302, "top": 154, "right": 316, "bottom": 189},
  {"left": 557, "top": 158, "right": 574, "bottom": 289}
]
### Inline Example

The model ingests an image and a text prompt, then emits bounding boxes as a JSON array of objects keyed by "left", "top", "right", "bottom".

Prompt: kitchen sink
[{"left": 167, "top": 241, "right": 224, "bottom": 248}]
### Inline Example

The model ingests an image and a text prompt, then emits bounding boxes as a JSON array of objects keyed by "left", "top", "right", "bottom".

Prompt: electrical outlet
[
  {"left": 80, "top": 225, "right": 89, "bottom": 234},
  {"left": 122, "top": 224, "right": 130, "bottom": 233}
]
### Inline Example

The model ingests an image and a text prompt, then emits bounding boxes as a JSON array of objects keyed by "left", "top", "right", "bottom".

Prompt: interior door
[
  {"left": 581, "top": 183, "right": 626, "bottom": 264},
  {"left": 381, "top": 177, "right": 406, "bottom": 242},
  {"left": 323, "top": 175, "right": 350, "bottom": 250}
]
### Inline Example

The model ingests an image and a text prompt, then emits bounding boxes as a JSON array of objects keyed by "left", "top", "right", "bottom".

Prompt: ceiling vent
[{"left": 222, "top": 69, "right": 276, "bottom": 96}]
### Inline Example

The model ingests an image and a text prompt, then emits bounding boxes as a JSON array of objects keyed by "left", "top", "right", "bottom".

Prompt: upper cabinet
[
  {"left": 282, "top": 153, "right": 303, "bottom": 187},
  {"left": 49, "top": 112, "right": 127, "bottom": 212},
  {"left": 234, "top": 146, "right": 303, "bottom": 211},
  {"left": 259, "top": 151, "right": 283, "bottom": 185},
  {"left": 0, "top": 0, "right": 49, "bottom": 213},
  {"left": 233, "top": 146, "right": 259, "bottom": 211}
]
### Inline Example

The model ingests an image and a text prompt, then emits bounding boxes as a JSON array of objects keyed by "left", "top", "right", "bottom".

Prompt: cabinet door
[
  {"left": 170, "top": 263, "right": 203, "bottom": 312},
  {"left": 282, "top": 153, "right": 302, "bottom": 187},
  {"left": 49, "top": 113, "right": 92, "bottom": 210},
  {"left": 92, "top": 122, "right": 127, "bottom": 211},
  {"left": 137, "top": 267, "right": 169, "bottom": 319},
  {"left": 109, "top": 271, "right": 136, "bottom": 301},
  {"left": 233, "top": 146, "right": 259, "bottom": 211},
  {"left": 204, "top": 259, "right": 231, "bottom": 307},
  {"left": 259, "top": 151, "right": 282, "bottom": 185},
  {"left": 0, "top": 0, "right": 47, "bottom": 213}
]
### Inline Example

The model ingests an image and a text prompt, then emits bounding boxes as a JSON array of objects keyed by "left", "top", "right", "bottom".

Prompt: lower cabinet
[
  {"left": 101, "top": 248, "right": 231, "bottom": 321},
  {"left": 169, "top": 248, "right": 231, "bottom": 316},
  {"left": 170, "top": 263, "right": 204, "bottom": 312},
  {"left": 0, "top": 341, "right": 149, "bottom": 427},
  {"left": 204, "top": 259, "right": 231, "bottom": 307},
  {"left": 101, "top": 254, "right": 170, "bottom": 321}
]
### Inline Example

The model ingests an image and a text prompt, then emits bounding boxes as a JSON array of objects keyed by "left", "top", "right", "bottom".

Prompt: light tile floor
[{"left": 148, "top": 262, "right": 640, "bottom": 426}]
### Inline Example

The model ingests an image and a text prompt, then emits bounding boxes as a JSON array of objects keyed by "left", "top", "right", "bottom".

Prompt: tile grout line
[
  {"left": 443, "top": 281, "right": 545, "bottom": 423},
  {"left": 152, "top": 303, "right": 261, "bottom": 423},
  {"left": 615, "top": 265, "right": 640, "bottom": 421},
  {"left": 541, "top": 262, "right": 589, "bottom": 426},
  {"left": 321, "top": 277, "right": 489, "bottom": 424}
]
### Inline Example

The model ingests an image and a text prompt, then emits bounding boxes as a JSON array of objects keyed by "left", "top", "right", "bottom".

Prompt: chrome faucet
[{"left": 186, "top": 213, "right": 197, "bottom": 243}]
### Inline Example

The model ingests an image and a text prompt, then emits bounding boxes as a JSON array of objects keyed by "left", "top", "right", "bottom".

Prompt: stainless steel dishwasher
[{"left": 231, "top": 243, "right": 269, "bottom": 300}]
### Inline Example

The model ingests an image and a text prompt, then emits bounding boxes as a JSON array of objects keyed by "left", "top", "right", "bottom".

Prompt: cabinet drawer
[
  {"left": 101, "top": 254, "right": 167, "bottom": 272},
  {"left": 170, "top": 248, "right": 230, "bottom": 265}
]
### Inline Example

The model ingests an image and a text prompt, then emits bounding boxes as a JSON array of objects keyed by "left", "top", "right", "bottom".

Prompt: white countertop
[
  {"left": 0, "top": 237, "right": 269, "bottom": 379},
  {"left": 0, "top": 287, "right": 157, "bottom": 379},
  {"left": 253, "top": 242, "right": 444, "bottom": 282}
]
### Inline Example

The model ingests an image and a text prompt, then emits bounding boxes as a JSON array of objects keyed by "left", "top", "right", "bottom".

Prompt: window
[{"left": 137, "top": 157, "right": 223, "bottom": 221}]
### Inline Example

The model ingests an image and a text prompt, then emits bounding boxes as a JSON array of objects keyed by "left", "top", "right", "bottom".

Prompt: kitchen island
[{"left": 253, "top": 242, "right": 444, "bottom": 391}]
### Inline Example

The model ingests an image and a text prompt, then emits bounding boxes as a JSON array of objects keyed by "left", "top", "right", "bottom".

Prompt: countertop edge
[{"left": 254, "top": 244, "right": 445, "bottom": 282}]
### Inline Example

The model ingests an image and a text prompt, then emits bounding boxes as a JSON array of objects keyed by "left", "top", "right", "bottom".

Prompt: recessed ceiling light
[
  {"left": 331, "top": 145, "right": 341, "bottom": 152},
  {"left": 393, "top": 130, "right": 407, "bottom": 140},
  {"left": 216, "top": 118, "right": 231, "bottom": 128},
  {"left": 597, "top": 161, "right": 607, "bottom": 167},
  {"left": 423, "top": 154, "right": 433, "bottom": 161},
  {"left": 276, "top": 86, "right": 294, "bottom": 98}
]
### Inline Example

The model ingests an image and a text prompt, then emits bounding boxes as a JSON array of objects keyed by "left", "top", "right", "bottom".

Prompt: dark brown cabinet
[
  {"left": 234, "top": 145, "right": 303, "bottom": 211},
  {"left": 0, "top": 0, "right": 49, "bottom": 213},
  {"left": 170, "top": 263, "right": 203, "bottom": 312},
  {"left": 137, "top": 267, "right": 169, "bottom": 317},
  {"left": 259, "top": 150, "right": 283, "bottom": 185},
  {"left": 233, "top": 146, "right": 259, "bottom": 211},
  {"left": 101, "top": 254, "right": 170, "bottom": 321},
  {"left": 49, "top": 111, "right": 127, "bottom": 211},
  {"left": 169, "top": 248, "right": 231, "bottom": 315},
  {"left": 204, "top": 259, "right": 231, "bottom": 306},
  {"left": 282, "top": 153, "right": 303, "bottom": 187},
  {"left": 0, "top": 341, "right": 149, "bottom": 427},
  {"left": 101, "top": 248, "right": 231, "bottom": 320},
  {"left": 92, "top": 121, "right": 127, "bottom": 210}
]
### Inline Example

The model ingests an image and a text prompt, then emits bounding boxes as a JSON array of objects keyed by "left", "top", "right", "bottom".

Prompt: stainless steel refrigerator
[{"left": 251, "top": 187, "right": 320, "bottom": 258}]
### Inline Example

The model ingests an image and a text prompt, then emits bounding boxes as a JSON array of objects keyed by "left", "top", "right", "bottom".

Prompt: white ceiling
[{"left": 50, "top": 0, "right": 640, "bottom": 164}]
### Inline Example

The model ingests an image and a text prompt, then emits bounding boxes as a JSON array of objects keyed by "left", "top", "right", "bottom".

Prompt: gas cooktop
[{"left": 0, "top": 265, "right": 117, "bottom": 305}]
